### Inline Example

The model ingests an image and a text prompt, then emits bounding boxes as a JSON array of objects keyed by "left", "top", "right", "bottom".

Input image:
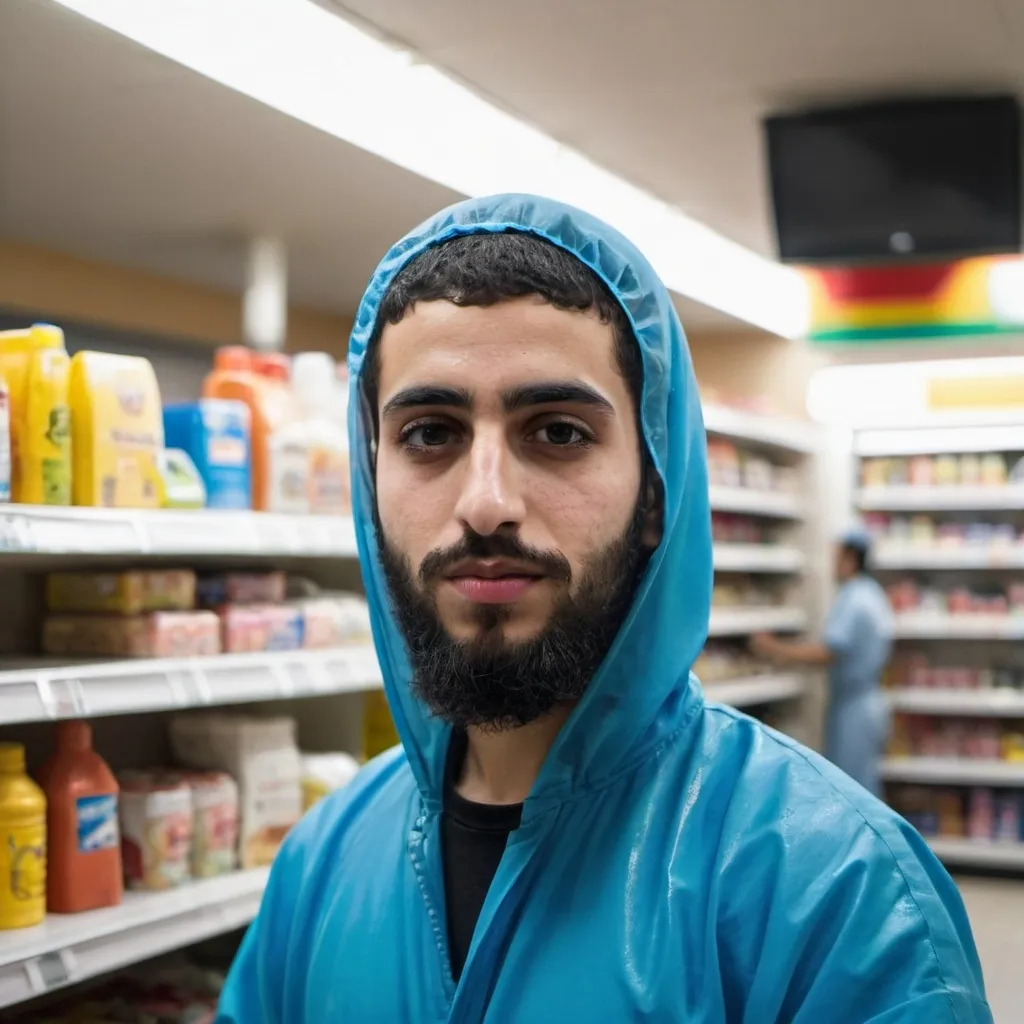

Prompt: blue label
[{"left": 76, "top": 794, "right": 119, "bottom": 853}]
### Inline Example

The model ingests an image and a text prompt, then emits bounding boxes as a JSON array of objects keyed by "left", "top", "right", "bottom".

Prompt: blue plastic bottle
[{"left": 163, "top": 400, "right": 251, "bottom": 510}]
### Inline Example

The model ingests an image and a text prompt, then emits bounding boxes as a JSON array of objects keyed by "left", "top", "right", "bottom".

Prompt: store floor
[{"left": 957, "top": 875, "right": 1023, "bottom": 1022}]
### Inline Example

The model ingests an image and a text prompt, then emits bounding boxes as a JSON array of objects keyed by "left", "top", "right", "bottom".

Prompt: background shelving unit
[
  {"left": 0, "top": 509, "right": 376, "bottom": 1009},
  {"left": 700, "top": 403, "right": 821, "bottom": 740},
  {"left": 851, "top": 424, "right": 1024, "bottom": 872}
]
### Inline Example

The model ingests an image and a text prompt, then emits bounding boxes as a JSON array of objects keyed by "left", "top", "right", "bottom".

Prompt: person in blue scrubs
[
  {"left": 751, "top": 529, "right": 893, "bottom": 796},
  {"left": 217, "top": 197, "right": 989, "bottom": 1022}
]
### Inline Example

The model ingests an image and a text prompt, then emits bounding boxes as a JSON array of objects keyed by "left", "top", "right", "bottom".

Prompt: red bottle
[{"left": 40, "top": 721, "right": 123, "bottom": 913}]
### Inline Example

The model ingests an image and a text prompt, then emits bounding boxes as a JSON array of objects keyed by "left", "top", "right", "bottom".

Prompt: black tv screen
[{"left": 764, "top": 96, "right": 1022, "bottom": 264}]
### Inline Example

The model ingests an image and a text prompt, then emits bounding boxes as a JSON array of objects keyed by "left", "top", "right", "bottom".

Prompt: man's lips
[{"left": 442, "top": 559, "right": 548, "bottom": 604}]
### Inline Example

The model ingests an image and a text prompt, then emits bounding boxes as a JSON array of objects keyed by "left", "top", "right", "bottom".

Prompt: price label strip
[{"left": 25, "top": 948, "right": 76, "bottom": 995}]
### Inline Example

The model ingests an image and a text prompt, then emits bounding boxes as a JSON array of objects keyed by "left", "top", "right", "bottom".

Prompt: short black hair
[
  {"left": 842, "top": 543, "right": 869, "bottom": 574},
  {"left": 361, "top": 231, "right": 643, "bottom": 430}
]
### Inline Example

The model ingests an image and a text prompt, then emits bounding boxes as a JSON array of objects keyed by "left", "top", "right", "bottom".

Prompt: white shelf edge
[
  {"left": 855, "top": 424, "right": 1024, "bottom": 458},
  {"left": 880, "top": 757, "right": 1024, "bottom": 786},
  {"left": 0, "top": 868, "right": 268, "bottom": 1008},
  {"left": 888, "top": 689, "right": 1024, "bottom": 717},
  {"left": 0, "top": 645, "right": 382, "bottom": 725},
  {"left": 892, "top": 613, "right": 1024, "bottom": 641},
  {"left": 707, "top": 607, "right": 807, "bottom": 637},
  {"left": 857, "top": 485, "right": 1024, "bottom": 512},
  {"left": 708, "top": 486, "right": 804, "bottom": 520},
  {"left": 712, "top": 544, "right": 804, "bottom": 573},
  {"left": 703, "top": 673, "right": 805, "bottom": 708},
  {"left": 702, "top": 404, "right": 816, "bottom": 455},
  {"left": 0, "top": 507, "right": 358, "bottom": 558},
  {"left": 873, "top": 545, "right": 1024, "bottom": 570},
  {"left": 926, "top": 837, "right": 1024, "bottom": 870}
]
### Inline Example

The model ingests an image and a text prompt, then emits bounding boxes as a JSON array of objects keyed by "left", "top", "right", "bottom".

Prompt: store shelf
[
  {"left": 888, "top": 689, "right": 1024, "bottom": 717},
  {"left": 881, "top": 757, "right": 1024, "bottom": 787},
  {"left": 708, "top": 486, "right": 803, "bottom": 519},
  {"left": 926, "top": 837, "right": 1024, "bottom": 871},
  {"left": 892, "top": 613, "right": 1024, "bottom": 641},
  {"left": 707, "top": 607, "right": 807, "bottom": 637},
  {"left": 0, "top": 506, "right": 358, "bottom": 558},
  {"left": 712, "top": 544, "right": 804, "bottom": 573},
  {"left": 873, "top": 545, "right": 1024, "bottom": 571},
  {"left": 0, "top": 645, "right": 382, "bottom": 725},
  {"left": 857, "top": 485, "right": 1024, "bottom": 512},
  {"left": 703, "top": 404, "right": 816, "bottom": 456},
  {"left": 0, "top": 868, "right": 268, "bottom": 1008},
  {"left": 703, "top": 673, "right": 805, "bottom": 707}
]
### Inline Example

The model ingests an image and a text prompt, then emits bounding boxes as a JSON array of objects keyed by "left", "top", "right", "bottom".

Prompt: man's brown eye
[
  {"left": 404, "top": 423, "right": 451, "bottom": 447},
  {"left": 535, "top": 423, "right": 587, "bottom": 446}
]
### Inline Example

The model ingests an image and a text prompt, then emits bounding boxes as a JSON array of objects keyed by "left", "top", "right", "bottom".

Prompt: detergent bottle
[
  {"left": 0, "top": 324, "right": 71, "bottom": 505},
  {"left": 41, "top": 721, "right": 122, "bottom": 914},
  {"left": 0, "top": 743, "right": 46, "bottom": 929},
  {"left": 203, "top": 348, "right": 308, "bottom": 512},
  {"left": 69, "top": 351, "right": 163, "bottom": 507},
  {"left": 284, "top": 352, "right": 349, "bottom": 515}
]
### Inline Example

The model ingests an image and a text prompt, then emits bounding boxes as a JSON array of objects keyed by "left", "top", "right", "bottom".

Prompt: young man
[
  {"left": 217, "top": 195, "right": 989, "bottom": 1022},
  {"left": 752, "top": 529, "right": 894, "bottom": 795}
]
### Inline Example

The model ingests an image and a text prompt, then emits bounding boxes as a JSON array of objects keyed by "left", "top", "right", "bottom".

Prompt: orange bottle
[
  {"left": 203, "top": 348, "right": 307, "bottom": 512},
  {"left": 40, "top": 721, "right": 122, "bottom": 914}
]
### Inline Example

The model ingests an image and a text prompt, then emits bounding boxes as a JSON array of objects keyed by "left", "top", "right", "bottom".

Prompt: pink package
[
  {"left": 220, "top": 605, "right": 272, "bottom": 654},
  {"left": 967, "top": 788, "right": 994, "bottom": 840}
]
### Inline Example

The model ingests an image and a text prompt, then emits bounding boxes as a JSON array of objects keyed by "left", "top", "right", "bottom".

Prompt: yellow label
[
  {"left": 928, "top": 376, "right": 1024, "bottom": 411},
  {"left": 0, "top": 821, "right": 46, "bottom": 929},
  {"left": 363, "top": 690, "right": 400, "bottom": 760}
]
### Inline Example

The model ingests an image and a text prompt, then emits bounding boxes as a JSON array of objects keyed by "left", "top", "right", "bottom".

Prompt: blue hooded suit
[{"left": 217, "top": 195, "right": 989, "bottom": 1023}]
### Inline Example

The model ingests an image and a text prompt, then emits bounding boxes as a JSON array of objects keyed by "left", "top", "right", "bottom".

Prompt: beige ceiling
[
  {"left": 3, "top": 0, "right": 1023, "bottom": 335},
  {"left": 335, "top": 0, "right": 1024, "bottom": 257}
]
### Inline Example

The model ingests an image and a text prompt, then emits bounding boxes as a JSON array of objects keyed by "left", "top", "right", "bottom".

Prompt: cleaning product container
[{"left": 0, "top": 743, "right": 46, "bottom": 929}]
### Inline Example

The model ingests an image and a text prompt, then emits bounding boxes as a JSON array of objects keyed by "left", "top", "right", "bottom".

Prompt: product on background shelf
[
  {"left": 885, "top": 578, "right": 1024, "bottom": 616},
  {"left": 43, "top": 610, "right": 222, "bottom": 658},
  {"left": 888, "top": 714, "right": 1024, "bottom": 760},
  {"left": 0, "top": 323, "right": 72, "bottom": 505},
  {"left": 47, "top": 569, "right": 197, "bottom": 615},
  {"left": 279, "top": 352, "right": 351, "bottom": 516},
  {"left": 197, "top": 571, "right": 286, "bottom": 608},
  {"left": 163, "top": 399, "right": 252, "bottom": 511},
  {"left": 868, "top": 513, "right": 1023, "bottom": 550},
  {"left": 711, "top": 512, "right": 772, "bottom": 545},
  {"left": 693, "top": 642, "right": 772, "bottom": 683},
  {"left": 0, "top": 366, "right": 10, "bottom": 504},
  {"left": 170, "top": 714, "right": 302, "bottom": 869},
  {"left": 363, "top": 690, "right": 400, "bottom": 761},
  {"left": 69, "top": 350, "right": 163, "bottom": 508},
  {"left": 0, "top": 743, "right": 46, "bottom": 930},
  {"left": 297, "top": 594, "right": 372, "bottom": 649},
  {"left": 888, "top": 785, "right": 1024, "bottom": 844},
  {"left": 861, "top": 452, "right": 1016, "bottom": 489},
  {"left": 118, "top": 771, "right": 192, "bottom": 891},
  {"left": 711, "top": 579, "right": 781, "bottom": 609},
  {"left": 204, "top": 347, "right": 306, "bottom": 513},
  {"left": 39, "top": 720, "right": 122, "bottom": 914},
  {"left": 175, "top": 771, "right": 239, "bottom": 878},
  {"left": 300, "top": 752, "right": 361, "bottom": 811},
  {"left": 706, "top": 439, "right": 797, "bottom": 494},
  {"left": 157, "top": 448, "right": 207, "bottom": 509},
  {"left": 885, "top": 651, "right": 1023, "bottom": 691}
]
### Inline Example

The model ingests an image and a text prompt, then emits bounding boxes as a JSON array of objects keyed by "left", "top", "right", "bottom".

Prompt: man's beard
[{"left": 376, "top": 505, "right": 647, "bottom": 731}]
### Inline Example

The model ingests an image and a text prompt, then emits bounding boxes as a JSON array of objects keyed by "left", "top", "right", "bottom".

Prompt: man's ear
[{"left": 640, "top": 469, "right": 664, "bottom": 550}]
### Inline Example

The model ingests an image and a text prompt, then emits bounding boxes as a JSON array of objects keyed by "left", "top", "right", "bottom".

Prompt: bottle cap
[
  {"left": 0, "top": 743, "right": 25, "bottom": 773},
  {"left": 252, "top": 353, "right": 291, "bottom": 382},
  {"left": 292, "top": 352, "right": 337, "bottom": 411},
  {"left": 56, "top": 720, "right": 92, "bottom": 752},
  {"left": 214, "top": 346, "right": 253, "bottom": 372}
]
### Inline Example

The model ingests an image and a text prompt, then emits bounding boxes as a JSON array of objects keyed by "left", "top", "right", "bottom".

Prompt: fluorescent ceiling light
[{"left": 53, "top": 0, "right": 810, "bottom": 338}]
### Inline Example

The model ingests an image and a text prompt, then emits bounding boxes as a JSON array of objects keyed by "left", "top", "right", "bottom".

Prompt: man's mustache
[{"left": 418, "top": 530, "right": 572, "bottom": 584}]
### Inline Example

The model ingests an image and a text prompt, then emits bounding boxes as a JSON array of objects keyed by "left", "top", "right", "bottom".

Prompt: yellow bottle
[
  {"left": 69, "top": 351, "right": 163, "bottom": 508},
  {"left": 0, "top": 324, "right": 72, "bottom": 505},
  {"left": 0, "top": 743, "right": 46, "bottom": 929}
]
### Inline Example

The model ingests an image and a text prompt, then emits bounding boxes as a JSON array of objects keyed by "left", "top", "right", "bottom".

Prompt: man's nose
[{"left": 452, "top": 430, "right": 526, "bottom": 537}]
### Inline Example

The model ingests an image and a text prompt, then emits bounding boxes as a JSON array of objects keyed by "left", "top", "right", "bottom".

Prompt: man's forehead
[{"left": 376, "top": 298, "right": 619, "bottom": 382}]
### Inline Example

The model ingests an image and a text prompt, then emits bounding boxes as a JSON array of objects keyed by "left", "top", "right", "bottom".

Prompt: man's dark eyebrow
[
  {"left": 502, "top": 381, "right": 615, "bottom": 415},
  {"left": 380, "top": 385, "right": 473, "bottom": 418}
]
